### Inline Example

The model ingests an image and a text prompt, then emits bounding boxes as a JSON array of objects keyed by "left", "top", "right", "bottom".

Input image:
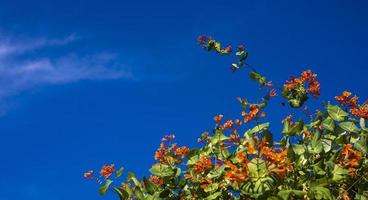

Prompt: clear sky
[{"left": 0, "top": 0, "right": 367, "bottom": 199}]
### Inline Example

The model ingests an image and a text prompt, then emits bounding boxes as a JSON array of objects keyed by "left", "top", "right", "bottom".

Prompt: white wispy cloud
[{"left": 0, "top": 33, "right": 133, "bottom": 100}]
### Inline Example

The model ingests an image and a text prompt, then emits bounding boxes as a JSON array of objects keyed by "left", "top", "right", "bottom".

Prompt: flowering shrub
[{"left": 84, "top": 36, "right": 368, "bottom": 199}]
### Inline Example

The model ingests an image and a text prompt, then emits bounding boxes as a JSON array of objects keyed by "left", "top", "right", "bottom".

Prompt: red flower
[{"left": 100, "top": 164, "right": 115, "bottom": 179}]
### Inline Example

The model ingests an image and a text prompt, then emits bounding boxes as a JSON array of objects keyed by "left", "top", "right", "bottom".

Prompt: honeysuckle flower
[
  {"left": 222, "top": 119, "right": 233, "bottom": 129},
  {"left": 339, "top": 144, "right": 362, "bottom": 176},
  {"left": 350, "top": 103, "right": 368, "bottom": 119},
  {"left": 100, "top": 164, "right": 115, "bottom": 179},
  {"left": 194, "top": 156, "right": 212, "bottom": 174},
  {"left": 335, "top": 91, "right": 358, "bottom": 107},
  {"left": 174, "top": 146, "right": 190, "bottom": 158}
]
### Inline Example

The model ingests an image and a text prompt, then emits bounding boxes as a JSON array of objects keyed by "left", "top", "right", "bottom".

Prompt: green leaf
[
  {"left": 327, "top": 104, "right": 348, "bottom": 122},
  {"left": 205, "top": 191, "right": 222, "bottom": 200},
  {"left": 360, "top": 118, "right": 368, "bottom": 132},
  {"left": 149, "top": 163, "right": 174, "bottom": 177},
  {"left": 332, "top": 164, "right": 349, "bottom": 182},
  {"left": 292, "top": 144, "right": 305, "bottom": 155},
  {"left": 262, "top": 130, "right": 273, "bottom": 147},
  {"left": 339, "top": 122, "right": 360, "bottom": 134},
  {"left": 321, "top": 138, "right": 332, "bottom": 153},
  {"left": 211, "top": 129, "right": 229, "bottom": 145},
  {"left": 283, "top": 120, "right": 304, "bottom": 136},
  {"left": 116, "top": 167, "right": 124, "bottom": 178},
  {"left": 134, "top": 187, "right": 145, "bottom": 200},
  {"left": 278, "top": 190, "right": 306, "bottom": 200},
  {"left": 249, "top": 71, "right": 262, "bottom": 80},
  {"left": 204, "top": 183, "right": 219, "bottom": 193},
  {"left": 310, "top": 186, "right": 334, "bottom": 200},
  {"left": 143, "top": 176, "right": 157, "bottom": 195},
  {"left": 113, "top": 187, "right": 129, "bottom": 200},
  {"left": 322, "top": 117, "right": 335, "bottom": 132},
  {"left": 127, "top": 172, "right": 142, "bottom": 187},
  {"left": 99, "top": 179, "right": 113, "bottom": 196},
  {"left": 247, "top": 158, "right": 268, "bottom": 180},
  {"left": 159, "top": 189, "right": 170, "bottom": 198},
  {"left": 248, "top": 122, "right": 270, "bottom": 135}
]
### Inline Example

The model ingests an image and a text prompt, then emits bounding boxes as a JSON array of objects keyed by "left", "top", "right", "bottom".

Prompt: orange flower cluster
[
  {"left": 222, "top": 119, "right": 234, "bottom": 129},
  {"left": 193, "top": 157, "right": 212, "bottom": 174},
  {"left": 224, "top": 152, "right": 248, "bottom": 184},
  {"left": 100, "top": 164, "right": 115, "bottom": 179},
  {"left": 261, "top": 146, "right": 291, "bottom": 177},
  {"left": 149, "top": 175, "right": 164, "bottom": 185},
  {"left": 241, "top": 104, "right": 265, "bottom": 123},
  {"left": 174, "top": 146, "right": 190, "bottom": 158},
  {"left": 351, "top": 104, "right": 368, "bottom": 119},
  {"left": 154, "top": 143, "right": 168, "bottom": 163},
  {"left": 155, "top": 135, "right": 190, "bottom": 164},
  {"left": 338, "top": 144, "right": 362, "bottom": 176},
  {"left": 284, "top": 70, "right": 320, "bottom": 97},
  {"left": 245, "top": 141, "right": 257, "bottom": 155},
  {"left": 335, "top": 91, "right": 368, "bottom": 119},
  {"left": 335, "top": 91, "right": 358, "bottom": 107}
]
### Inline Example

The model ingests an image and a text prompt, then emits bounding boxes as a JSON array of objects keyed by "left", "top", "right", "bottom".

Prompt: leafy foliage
[{"left": 84, "top": 36, "right": 368, "bottom": 200}]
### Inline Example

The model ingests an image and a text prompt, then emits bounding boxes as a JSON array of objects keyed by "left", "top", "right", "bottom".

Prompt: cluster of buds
[{"left": 154, "top": 134, "right": 190, "bottom": 164}]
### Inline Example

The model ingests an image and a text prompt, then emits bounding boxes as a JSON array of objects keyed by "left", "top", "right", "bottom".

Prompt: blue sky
[{"left": 0, "top": 0, "right": 367, "bottom": 199}]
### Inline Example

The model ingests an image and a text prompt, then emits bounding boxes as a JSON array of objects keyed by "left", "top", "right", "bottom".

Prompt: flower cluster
[
  {"left": 338, "top": 144, "right": 362, "bottom": 176},
  {"left": 85, "top": 36, "right": 368, "bottom": 200},
  {"left": 241, "top": 104, "right": 265, "bottom": 123},
  {"left": 154, "top": 134, "right": 190, "bottom": 164},
  {"left": 282, "top": 70, "right": 321, "bottom": 108},
  {"left": 336, "top": 91, "right": 368, "bottom": 119}
]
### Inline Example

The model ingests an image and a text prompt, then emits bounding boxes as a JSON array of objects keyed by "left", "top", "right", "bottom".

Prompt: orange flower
[
  {"left": 222, "top": 120, "right": 234, "bottom": 129},
  {"left": 149, "top": 175, "right": 164, "bottom": 185},
  {"left": 350, "top": 103, "right": 368, "bottom": 119},
  {"left": 338, "top": 144, "right": 362, "bottom": 176},
  {"left": 154, "top": 143, "right": 167, "bottom": 163},
  {"left": 224, "top": 160, "right": 248, "bottom": 184},
  {"left": 335, "top": 91, "right": 358, "bottom": 107},
  {"left": 242, "top": 104, "right": 261, "bottom": 122},
  {"left": 245, "top": 142, "right": 257, "bottom": 155},
  {"left": 194, "top": 157, "right": 212, "bottom": 174},
  {"left": 284, "top": 70, "right": 320, "bottom": 97},
  {"left": 175, "top": 146, "right": 190, "bottom": 158},
  {"left": 261, "top": 147, "right": 291, "bottom": 177},
  {"left": 84, "top": 170, "right": 94, "bottom": 179},
  {"left": 100, "top": 164, "right": 115, "bottom": 179},
  {"left": 213, "top": 114, "right": 224, "bottom": 124},
  {"left": 307, "top": 80, "right": 320, "bottom": 96}
]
